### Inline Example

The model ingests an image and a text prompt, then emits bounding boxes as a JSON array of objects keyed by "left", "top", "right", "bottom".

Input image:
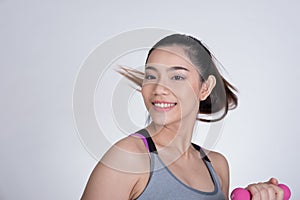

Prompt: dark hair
[{"left": 119, "top": 34, "right": 238, "bottom": 122}]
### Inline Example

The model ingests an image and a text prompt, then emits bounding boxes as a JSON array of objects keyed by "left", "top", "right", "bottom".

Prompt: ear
[{"left": 199, "top": 75, "right": 216, "bottom": 101}]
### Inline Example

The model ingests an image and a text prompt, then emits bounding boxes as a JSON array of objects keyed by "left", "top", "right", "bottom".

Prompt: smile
[{"left": 152, "top": 101, "right": 177, "bottom": 111}]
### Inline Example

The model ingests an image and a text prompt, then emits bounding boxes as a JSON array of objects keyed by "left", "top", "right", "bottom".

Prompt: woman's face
[{"left": 142, "top": 45, "right": 203, "bottom": 126}]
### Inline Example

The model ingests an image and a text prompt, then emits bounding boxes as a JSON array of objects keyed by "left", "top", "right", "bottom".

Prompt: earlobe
[{"left": 199, "top": 75, "right": 216, "bottom": 101}]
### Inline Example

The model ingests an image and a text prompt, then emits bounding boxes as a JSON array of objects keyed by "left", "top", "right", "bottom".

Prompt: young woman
[{"left": 81, "top": 34, "right": 284, "bottom": 199}]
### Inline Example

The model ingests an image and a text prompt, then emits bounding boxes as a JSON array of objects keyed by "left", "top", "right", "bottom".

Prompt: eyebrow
[{"left": 145, "top": 65, "right": 189, "bottom": 72}]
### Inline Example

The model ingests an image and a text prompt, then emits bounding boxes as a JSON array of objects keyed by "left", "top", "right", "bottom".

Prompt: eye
[
  {"left": 145, "top": 74, "right": 156, "bottom": 80},
  {"left": 171, "top": 75, "right": 185, "bottom": 80}
]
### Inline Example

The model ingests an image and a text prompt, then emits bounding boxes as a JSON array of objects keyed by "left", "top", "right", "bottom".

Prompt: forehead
[{"left": 146, "top": 46, "right": 195, "bottom": 69}]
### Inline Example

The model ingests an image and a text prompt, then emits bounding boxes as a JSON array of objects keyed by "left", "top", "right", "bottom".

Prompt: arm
[
  {"left": 210, "top": 154, "right": 285, "bottom": 200},
  {"left": 81, "top": 136, "right": 150, "bottom": 200},
  {"left": 81, "top": 162, "right": 138, "bottom": 200}
]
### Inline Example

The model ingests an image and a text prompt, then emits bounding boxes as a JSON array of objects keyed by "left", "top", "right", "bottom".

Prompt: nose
[{"left": 153, "top": 82, "right": 170, "bottom": 96}]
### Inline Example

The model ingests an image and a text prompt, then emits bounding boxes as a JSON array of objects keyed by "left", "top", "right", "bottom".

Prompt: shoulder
[
  {"left": 203, "top": 148, "right": 230, "bottom": 197},
  {"left": 116, "top": 133, "right": 149, "bottom": 153},
  {"left": 81, "top": 134, "right": 150, "bottom": 199},
  {"left": 204, "top": 149, "right": 229, "bottom": 171},
  {"left": 101, "top": 134, "right": 150, "bottom": 173}
]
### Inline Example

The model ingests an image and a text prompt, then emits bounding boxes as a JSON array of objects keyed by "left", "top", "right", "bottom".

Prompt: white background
[{"left": 1, "top": 0, "right": 299, "bottom": 199}]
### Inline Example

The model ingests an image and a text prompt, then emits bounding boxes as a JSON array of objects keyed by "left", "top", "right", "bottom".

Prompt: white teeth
[{"left": 154, "top": 103, "right": 175, "bottom": 108}]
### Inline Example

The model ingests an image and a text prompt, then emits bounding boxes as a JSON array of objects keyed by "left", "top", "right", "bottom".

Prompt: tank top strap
[
  {"left": 132, "top": 129, "right": 225, "bottom": 200},
  {"left": 133, "top": 129, "right": 210, "bottom": 164},
  {"left": 191, "top": 143, "right": 211, "bottom": 162},
  {"left": 133, "top": 129, "right": 157, "bottom": 154},
  {"left": 192, "top": 143, "right": 224, "bottom": 192}
]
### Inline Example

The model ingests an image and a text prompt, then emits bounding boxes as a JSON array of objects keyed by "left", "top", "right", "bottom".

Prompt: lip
[{"left": 151, "top": 100, "right": 177, "bottom": 112}]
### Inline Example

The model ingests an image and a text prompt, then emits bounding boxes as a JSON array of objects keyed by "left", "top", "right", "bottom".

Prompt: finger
[
  {"left": 256, "top": 183, "right": 283, "bottom": 200},
  {"left": 274, "top": 185, "right": 284, "bottom": 200},
  {"left": 261, "top": 184, "right": 276, "bottom": 200},
  {"left": 247, "top": 184, "right": 262, "bottom": 200},
  {"left": 248, "top": 183, "right": 278, "bottom": 200},
  {"left": 268, "top": 177, "right": 279, "bottom": 185},
  {"left": 266, "top": 179, "right": 285, "bottom": 200},
  {"left": 256, "top": 184, "right": 270, "bottom": 200}
]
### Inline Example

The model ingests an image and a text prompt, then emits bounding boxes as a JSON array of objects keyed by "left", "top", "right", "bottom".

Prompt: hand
[{"left": 246, "top": 178, "right": 284, "bottom": 200}]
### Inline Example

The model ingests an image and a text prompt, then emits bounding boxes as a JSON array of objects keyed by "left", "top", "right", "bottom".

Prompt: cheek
[
  {"left": 175, "top": 82, "right": 201, "bottom": 101},
  {"left": 192, "top": 83, "right": 202, "bottom": 99},
  {"left": 141, "top": 85, "right": 152, "bottom": 106},
  {"left": 141, "top": 83, "right": 152, "bottom": 95},
  {"left": 141, "top": 87, "right": 147, "bottom": 101}
]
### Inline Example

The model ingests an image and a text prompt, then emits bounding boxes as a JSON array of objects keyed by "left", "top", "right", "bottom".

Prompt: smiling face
[{"left": 141, "top": 45, "right": 205, "bottom": 127}]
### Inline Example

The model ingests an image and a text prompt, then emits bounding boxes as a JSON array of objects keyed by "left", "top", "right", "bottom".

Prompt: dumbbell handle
[{"left": 231, "top": 183, "right": 291, "bottom": 200}]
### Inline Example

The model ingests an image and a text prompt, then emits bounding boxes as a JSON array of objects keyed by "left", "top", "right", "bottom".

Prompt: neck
[{"left": 146, "top": 116, "right": 197, "bottom": 157}]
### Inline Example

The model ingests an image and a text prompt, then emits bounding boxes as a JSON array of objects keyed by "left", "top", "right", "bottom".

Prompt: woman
[{"left": 81, "top": 34, "right": 284, "bottom": 199}]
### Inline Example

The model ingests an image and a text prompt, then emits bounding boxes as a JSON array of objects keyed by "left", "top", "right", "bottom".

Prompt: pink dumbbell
[{"left": 231, "top": 183, "right": 291, "bottom": 200}]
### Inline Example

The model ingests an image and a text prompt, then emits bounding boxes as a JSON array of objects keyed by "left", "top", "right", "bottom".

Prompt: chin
[{"left": 151, "top": 115, "right": 181, "bottom": 127}]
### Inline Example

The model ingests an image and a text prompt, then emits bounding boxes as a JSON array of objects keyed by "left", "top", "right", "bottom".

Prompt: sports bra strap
[
  {"left": 133, "top": 129, "right": 210, "bottom": 162},
  {"left": 134, "top": 129, "right": 158, "bottom": 153},
  {"left": 191, "top": 143, "right": 211, "bottom": 162}
]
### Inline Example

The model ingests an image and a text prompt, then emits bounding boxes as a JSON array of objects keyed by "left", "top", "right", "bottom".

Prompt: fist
[{"left": 246, "top": 178, "right": 284, "bottom": 200}]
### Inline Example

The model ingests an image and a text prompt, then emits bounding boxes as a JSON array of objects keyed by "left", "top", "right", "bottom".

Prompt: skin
[
  {"left": 81, "top": 45, "right": 284, "bottom": 200},
  {"left": 247, "top": 178, "right": 284, "bottom": 200}
]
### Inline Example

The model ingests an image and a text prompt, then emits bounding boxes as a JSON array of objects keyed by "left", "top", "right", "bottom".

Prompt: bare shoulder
[
  {"left": 81, "top": 134, "right": 150, "bottom": 200},
  {"left": 202, "top": 148, "right": 230, "bottom": 198},
  {"left": 203, "top": 149, "right": 229, "bottom": 169},
  {"left": 101, "top": 134, "right": 151, "bottom": 174},
  {"left": 113, "top": 134, "right": 150, "bottom": 154}
]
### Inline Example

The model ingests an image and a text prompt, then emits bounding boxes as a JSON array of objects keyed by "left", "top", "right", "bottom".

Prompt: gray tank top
[{"left": 133, "top": 129, "right": 226, "bottom": 200}]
